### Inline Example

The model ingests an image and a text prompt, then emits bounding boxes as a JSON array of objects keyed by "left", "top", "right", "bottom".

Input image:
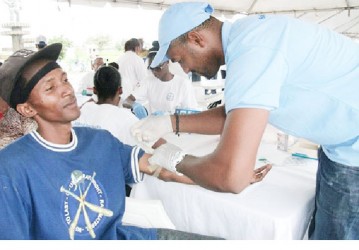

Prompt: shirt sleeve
[
  {"left": 224, "top": 45, "right": 288, "bottom": 113},
  {"left": 122, "top": 113, "right": 140, "bottom": 146},
  {"left": 0, "top": 176, "right": 30, "bottom": 239},
  {"left": 134, "top": 57, "right": 147, "bottom": 84},
  {"left": 122, "top": 146, "right": 145, "bottom": 185}
]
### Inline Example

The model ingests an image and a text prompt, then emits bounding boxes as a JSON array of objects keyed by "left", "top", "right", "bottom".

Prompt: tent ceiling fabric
[{"left": 58, "top": 0, "right": 359, "bottom": 39}]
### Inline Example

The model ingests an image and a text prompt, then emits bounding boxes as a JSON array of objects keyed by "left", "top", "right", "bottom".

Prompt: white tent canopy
[{"left": 57, "top": 0, "right": 359, "bottom": 39}]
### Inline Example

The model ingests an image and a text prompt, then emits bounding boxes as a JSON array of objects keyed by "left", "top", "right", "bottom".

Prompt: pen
[{"left": 291, "top": 153, "right": 317, "bottom": 160}]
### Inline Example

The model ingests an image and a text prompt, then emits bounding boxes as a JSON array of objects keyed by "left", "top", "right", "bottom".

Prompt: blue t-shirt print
[{"left": 60, "top": 170, "right": 113, "bottom": 240}]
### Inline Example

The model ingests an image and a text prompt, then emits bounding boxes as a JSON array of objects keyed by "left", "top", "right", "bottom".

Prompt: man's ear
[
  {"left": 118, "top": 87, "right": 123, "bottom": 95},
  {"left": 16, "top": 102, "right": 37, "bottom": 118},
  {"left": 187, "top": 31, "right": 205, "bottom": 47},
  {"left": 93, "top": 87, "right": 98, "bottom": 95}
]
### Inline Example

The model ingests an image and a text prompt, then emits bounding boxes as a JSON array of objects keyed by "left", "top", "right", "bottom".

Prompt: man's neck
[
  {"left": 97, "top": 97, "right": 119, "bottom": 106},
  {"left": 217, "top": 19, "right": 225, "bottom": 65},
  {"left": 36, "top": 123, "right": 73, "bottom": 144},
  {"left": 159, "top": 72, "right": 174, "bottom": 82}
]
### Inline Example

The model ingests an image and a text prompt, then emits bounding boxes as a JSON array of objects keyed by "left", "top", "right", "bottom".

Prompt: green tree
[
  {"left": 86, "top": 35, "right": 111, "bottom": 52},
  {"left": 48, "top": 35, "right": 73, "bottom": 60},
  {"left": 115, "top": 39, "right": 126, "bottom": 52}
]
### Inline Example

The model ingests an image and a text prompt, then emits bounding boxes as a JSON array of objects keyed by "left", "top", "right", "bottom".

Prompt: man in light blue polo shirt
[{"left": 131, "top": 2, "right": 359, "bottom": 240}]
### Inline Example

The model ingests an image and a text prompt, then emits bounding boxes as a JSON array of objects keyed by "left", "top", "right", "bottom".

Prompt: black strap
[
  {"left": 11, "top": 61, "right": 60, "bottom": 107},
  {"left": 175, "top": 113, "right": 180, "bottom": 136}
]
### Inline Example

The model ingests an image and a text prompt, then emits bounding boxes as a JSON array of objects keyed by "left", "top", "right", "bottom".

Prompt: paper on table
[
  {"left": 288, "top": 139, "right": 319, "bottom": 160},
  {"left": 256, "top": 139, "right": 317, "bottom": 167},
  {"left": 122, "top": 197, "right": 176, "bottom": 229}
]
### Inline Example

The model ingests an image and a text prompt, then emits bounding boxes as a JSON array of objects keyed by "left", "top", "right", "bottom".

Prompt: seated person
[
  {"left": 0, "top": 43, "right": 223, "bottom": 240},
  {"left": 73, "top": 65, "right": 139, "bottom": 146},
  {"left": 77, "top": 57, "right": 104, "bottom": 96},
  {"left": 123, "top": 51, "right": 199, "bottom": 116},
  {"left": 0, "top": 96, "right": 37, "bottom": 149},
  {"left": 73, "top": 65, "right": 174, "bottom": 196}
]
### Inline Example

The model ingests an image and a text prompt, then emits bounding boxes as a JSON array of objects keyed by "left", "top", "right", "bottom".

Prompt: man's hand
[
  {"left": 155, "top": 167, "right": 195, "bottom": 185},
  {"left": 250, "top": 164, "right": 272, "bottom": 184},
  {"left": 131, "top": 114, "right": 173, "bottom": 148}
]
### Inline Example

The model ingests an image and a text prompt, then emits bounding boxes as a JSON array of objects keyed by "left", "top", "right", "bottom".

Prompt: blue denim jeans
[{"left": 309, "top": 147, "right": 359, "bottom": 240}]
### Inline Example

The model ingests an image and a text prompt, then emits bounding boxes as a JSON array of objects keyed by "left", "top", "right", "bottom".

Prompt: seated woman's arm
[{"left": 123, "top": 94, "right": 136, "bottom": 109}]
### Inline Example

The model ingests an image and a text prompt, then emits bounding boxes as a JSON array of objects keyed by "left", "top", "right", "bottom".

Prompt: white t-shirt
[
  {"left": 169, "top": 61, "right": 189, "bottom": 79},
  {"left": 73, "top": 102, "right": 138, "bottom": 146},
  {"left": 118, "top": 51, "right": 147, "bottom": 101},
  {"left": 77, "top": 71, "right": 95, "bottom": 94},
  {"left": 133, "top": 74, "right": 198, "bottom": 114}
]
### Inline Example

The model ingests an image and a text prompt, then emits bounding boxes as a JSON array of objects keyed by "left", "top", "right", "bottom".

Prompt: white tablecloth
[{"left": 131, "top": 131, "right": 318, "bottom": 240}]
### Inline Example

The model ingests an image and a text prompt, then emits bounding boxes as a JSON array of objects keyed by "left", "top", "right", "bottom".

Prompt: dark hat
[
  {"left": 37, "top": 41, "right": 47, "bottom": 49},
  {"left": 0, "top": 43, "right": 62, "bottom": 107}
]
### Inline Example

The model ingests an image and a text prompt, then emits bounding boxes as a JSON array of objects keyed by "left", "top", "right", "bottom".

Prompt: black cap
[{"left": 0, "top": 43, "right": 62, "bottom": 108}]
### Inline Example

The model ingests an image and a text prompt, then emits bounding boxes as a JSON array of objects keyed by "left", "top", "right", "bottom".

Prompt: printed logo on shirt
[
  {"left": 258, "top": 14, "right": 266, "bottom": 19},
  {"left": 166, "top": 92, "right": 174, "bottom": 101},
  {"left": 60, "top": 170, "right": 113, "bottom": 240}
]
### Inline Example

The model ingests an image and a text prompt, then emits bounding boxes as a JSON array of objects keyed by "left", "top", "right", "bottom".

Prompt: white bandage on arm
[
  {"left": 148, "top": 143, "right": 185, "bottom": 175},
  {"left": 153, "top": 167, "right": 162, "bottom": 178}
]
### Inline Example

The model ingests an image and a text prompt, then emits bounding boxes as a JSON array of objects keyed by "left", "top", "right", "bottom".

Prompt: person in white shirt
[
  {"left": 73, "top": 65, "right": 192, "bottom": 196},
  {"left": 118, "top": 38, "right": 147, "bottom": 103},
  {"left": 73, "top": 65, "right": 138, "bottom": 146},
  {"left": 77, "top": 56, "right": 104, "bottom": 95},
  {"left": 124, "top": 51, "right": 198, "bottom": 115}
]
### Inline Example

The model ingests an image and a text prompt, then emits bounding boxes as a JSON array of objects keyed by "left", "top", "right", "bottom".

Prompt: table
[{"left": 131, "top": 128, "right": 318, "bottom": 240}]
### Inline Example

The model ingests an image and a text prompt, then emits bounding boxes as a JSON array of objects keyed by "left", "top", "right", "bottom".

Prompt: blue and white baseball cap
[{"left": 150, "top": 2, "right": 214, "bottom": 68}]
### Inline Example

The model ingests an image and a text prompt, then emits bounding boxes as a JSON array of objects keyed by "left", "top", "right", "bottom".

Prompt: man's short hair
[
  {"left": 124, "top": 38, "right": 140, "bottom": 52},
  {"left": 108, "top": 62, "right": 119, "bottom": 70}
]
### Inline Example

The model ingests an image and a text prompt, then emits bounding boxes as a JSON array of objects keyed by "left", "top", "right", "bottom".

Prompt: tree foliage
[{"left": 48, "top": 35, "right": 73, "bottom": 60}]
